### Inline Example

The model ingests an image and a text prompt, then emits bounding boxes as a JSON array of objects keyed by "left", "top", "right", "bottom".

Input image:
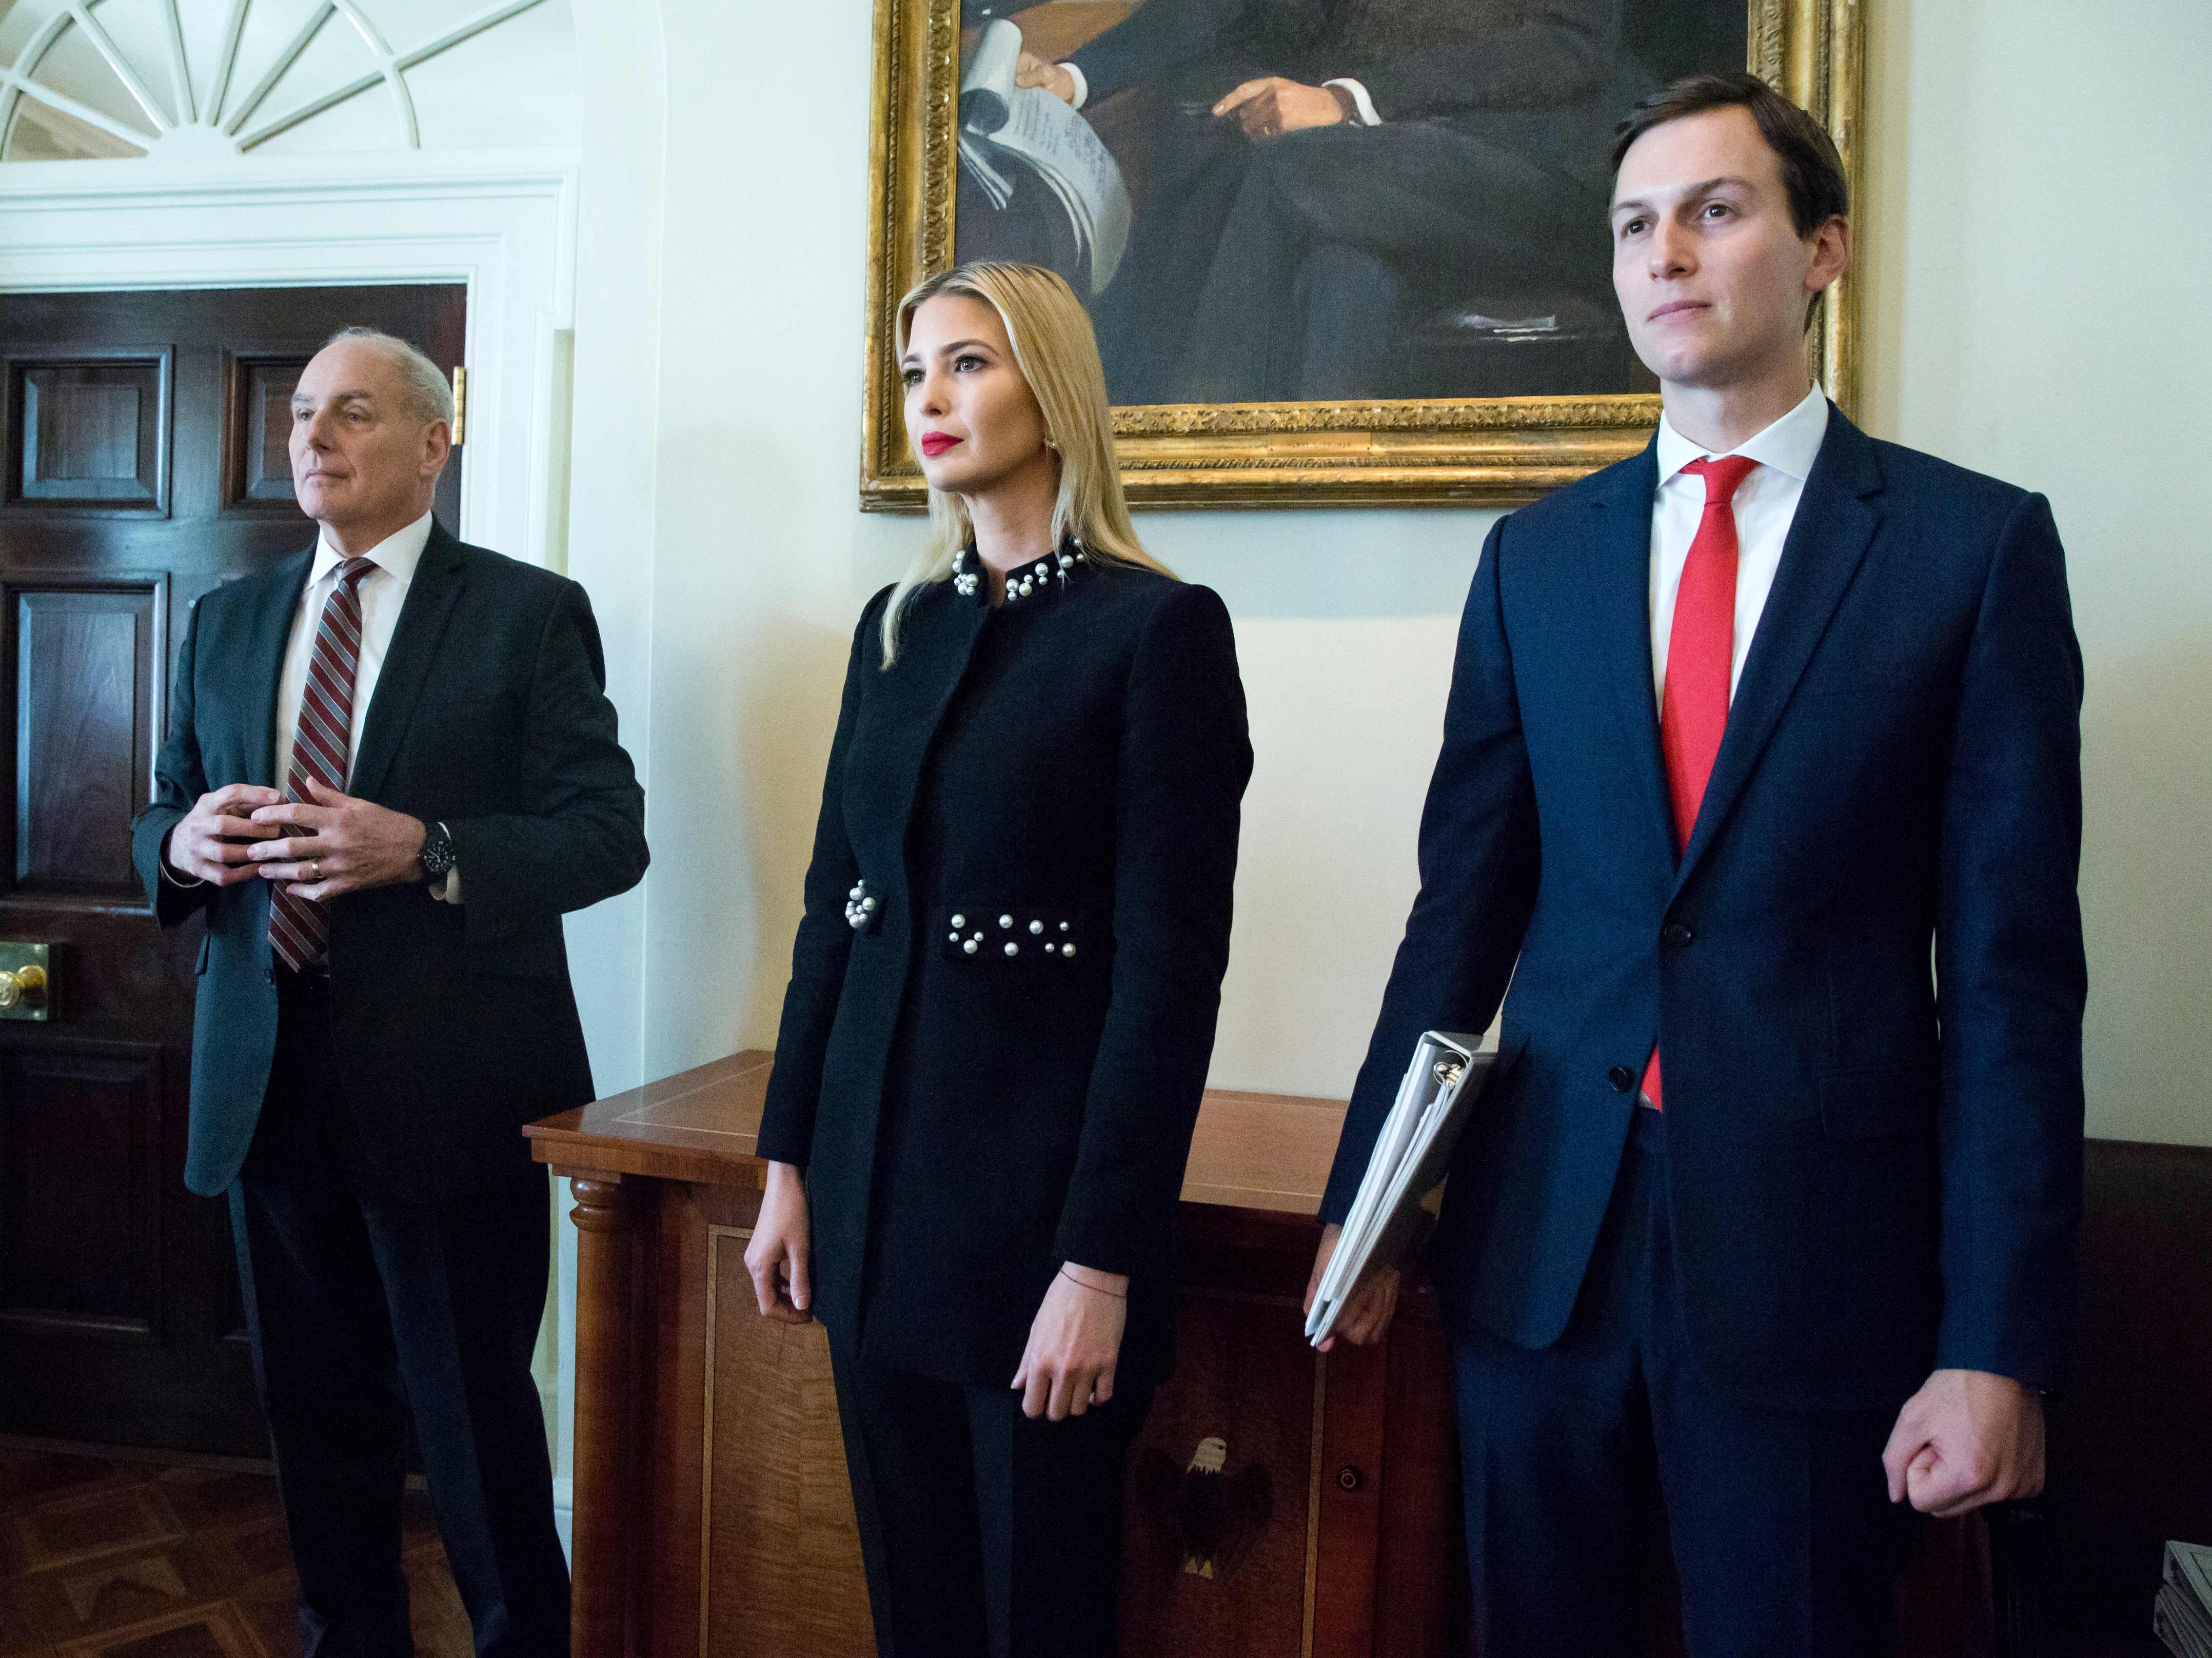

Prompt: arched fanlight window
[{"left": 0, "top": 0, "right": 571, "bottom": 161}]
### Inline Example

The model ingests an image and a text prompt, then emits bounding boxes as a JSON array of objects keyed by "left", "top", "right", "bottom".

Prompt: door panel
[
  {"left": 0, "top": 284, "right": 466, "bottom": 1453},
  {"left": 13, "top": 583, "right": 160, "bottom": 895}
]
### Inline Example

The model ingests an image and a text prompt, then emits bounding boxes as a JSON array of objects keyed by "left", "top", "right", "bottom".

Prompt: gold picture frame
[{"left": 861, "top": 1, "right": 1865, "bottom": 511}]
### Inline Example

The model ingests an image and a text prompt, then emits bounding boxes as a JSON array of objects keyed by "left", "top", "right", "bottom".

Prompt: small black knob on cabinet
[
  {"left": 1336, "top": 1466, "right": 1362, "bottom": 1492},
  {"left": 1608, "top": 1065, "right": 1635, "bottom": 1093}
]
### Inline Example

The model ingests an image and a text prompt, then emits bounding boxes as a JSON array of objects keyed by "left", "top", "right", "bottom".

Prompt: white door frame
[{"left": 0, "top": 146, "right": 579, "bottom": 569}]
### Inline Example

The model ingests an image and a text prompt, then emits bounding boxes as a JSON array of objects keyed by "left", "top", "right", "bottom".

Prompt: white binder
[{"left": 1305, "top": 1031, "right": 1494, "bottom": 1349}]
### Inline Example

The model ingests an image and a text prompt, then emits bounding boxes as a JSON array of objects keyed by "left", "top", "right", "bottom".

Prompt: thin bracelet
[{"left": 1060, "top": 1266, "right": 1127, "bottom": 1298}]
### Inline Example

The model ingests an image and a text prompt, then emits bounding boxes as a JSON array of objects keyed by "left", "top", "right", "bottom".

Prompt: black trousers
[
  {"left": 828, "top": 1339, "right": 1153, "bottom": 1658},
  {"left": 1451, "top": 1107, "right": 1919, "bottom": 1656},
  {"left": 228, "top": 966, "right": 569, "bottom": 1657}
]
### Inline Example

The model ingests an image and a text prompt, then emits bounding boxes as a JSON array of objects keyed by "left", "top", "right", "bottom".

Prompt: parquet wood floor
[{"left": 0, "top": 1440, "right": 471, "bottom": 1657}]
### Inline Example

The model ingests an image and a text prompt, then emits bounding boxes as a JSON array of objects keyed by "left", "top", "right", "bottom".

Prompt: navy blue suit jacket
[{"left": 1320, "top": 408, "right": 2086, "bottom": 1412}]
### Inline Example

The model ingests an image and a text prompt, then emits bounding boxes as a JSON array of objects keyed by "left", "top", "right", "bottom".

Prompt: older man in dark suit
[
  {"left": 1021, "top": 0, "right": 1626, "bottom": 400},
  {"left": 132, "top": 328, "right": 646, "bottom": 1656}
]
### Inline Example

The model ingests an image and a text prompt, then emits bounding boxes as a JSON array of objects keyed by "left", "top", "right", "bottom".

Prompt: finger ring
[{"left": 307, "top": 860, "right": 321, "bottom": 880}]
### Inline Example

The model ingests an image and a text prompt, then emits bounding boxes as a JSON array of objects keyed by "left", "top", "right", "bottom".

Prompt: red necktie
[
  {"left": 268, "top": 559, "right": 374, "bottom": 973},
  {"left": 1640, "top": 455, "right": 1759, "bottom": 1111}
]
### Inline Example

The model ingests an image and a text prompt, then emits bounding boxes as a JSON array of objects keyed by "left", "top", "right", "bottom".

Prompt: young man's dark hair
[{"left": 1612, "top": 70, "right": 1849, "bottom": 238}]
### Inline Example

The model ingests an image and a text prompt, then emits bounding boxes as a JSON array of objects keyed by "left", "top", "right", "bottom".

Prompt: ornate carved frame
[{"left": 861, "top": 0, "right": 1864, "bottom": 510}]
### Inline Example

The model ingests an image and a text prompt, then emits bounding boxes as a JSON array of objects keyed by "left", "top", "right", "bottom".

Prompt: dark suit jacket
[
  {"left": 131, "top": 525, "right": 648, "bottom": 1205},
  {"left": 757, "top": 560, "right": 1251, "bottom": 1387},
  {"left": 1320, "top": 409, "right": 2087, "bottom": 1412},
  {"left": 1073, "top": 0, "right": 1623, "bottom": 181}
]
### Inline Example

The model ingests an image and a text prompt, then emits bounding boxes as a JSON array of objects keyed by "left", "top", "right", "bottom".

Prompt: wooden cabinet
[{"left": 527, "top": 1052, "right": 1458, "bottom": 1658}]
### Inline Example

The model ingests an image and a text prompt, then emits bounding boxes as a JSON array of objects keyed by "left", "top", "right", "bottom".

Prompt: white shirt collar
[
  {"left": 1654, "top": 383, "right": 1831, "bottom": 489},
  {"left": 310, "top": 509, "right": 436, "bottom": 586}
]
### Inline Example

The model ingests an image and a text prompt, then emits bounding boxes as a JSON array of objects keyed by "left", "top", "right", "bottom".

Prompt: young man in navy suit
[{"left": 1310, "top": 73, "right": 2084, "bottom": 1653}]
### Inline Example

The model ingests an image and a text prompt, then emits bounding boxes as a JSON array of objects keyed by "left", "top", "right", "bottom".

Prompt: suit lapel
[
  {"left": 1674, "top": 407, "right": 1885, "bottom": 891},
  {"left": 350, "top": 524, "right": 465, "bottom": 802},
  {"left": 244, "top": 550, "right": 315, "bottom": 788},
  {"left": 1584, "top": 441, "right": 1677, "bottom": 870},
  {"left": 864, "top": 585, "right": 991, "bottom": 873}
]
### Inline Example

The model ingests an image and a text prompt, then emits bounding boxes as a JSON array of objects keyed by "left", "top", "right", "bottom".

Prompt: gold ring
[{"left": 307, "top": 860, "right": 320, "bottom": 881}]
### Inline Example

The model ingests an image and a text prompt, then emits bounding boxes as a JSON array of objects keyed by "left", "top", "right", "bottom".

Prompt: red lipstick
[{"left": 919, "top": 432, "right": 961, "bottom": 457}]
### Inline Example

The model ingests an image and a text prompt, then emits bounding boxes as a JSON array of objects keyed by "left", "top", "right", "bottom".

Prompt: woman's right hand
[{"left": 744, "top": 1161, "right": 814, "bottom": 1324}]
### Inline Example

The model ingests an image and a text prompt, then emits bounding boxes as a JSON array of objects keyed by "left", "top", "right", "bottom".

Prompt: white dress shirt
[
  {"left": 1649, "top": 383, "right": 1831, "bottom": 707},
  {"left": 273, "top": 510, "right": 459, "bottom": 901}
]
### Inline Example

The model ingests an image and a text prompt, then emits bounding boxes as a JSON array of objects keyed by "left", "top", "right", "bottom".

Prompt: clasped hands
[
  {"left": 1304, "top": 1222, "right": 2047, "bottom": 1517},
  {"left": 1013, "top": 49, "right": 1344, "bottom": 139},
  {"left": 166, "top": 778, "right": 427, "bottom": 900},
  {"left": 746, "top": 1160, "right": 1128, "bottom": 1423}
]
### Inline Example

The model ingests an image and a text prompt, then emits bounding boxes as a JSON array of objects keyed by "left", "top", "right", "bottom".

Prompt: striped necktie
[{"left": 268, "top": 558, "right": 375, "bottom": 973}]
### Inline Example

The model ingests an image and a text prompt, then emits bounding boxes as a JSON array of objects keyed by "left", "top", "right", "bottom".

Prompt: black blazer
[
  {"left": 1321, "top": 410, "right": 2086, "bottom": 1412},
  {"left": 757, "top": 554, "right": 1251, "bottom": 1387},
  {"left": 131, "top": 525, "right": 648, "bottom": 1205}
]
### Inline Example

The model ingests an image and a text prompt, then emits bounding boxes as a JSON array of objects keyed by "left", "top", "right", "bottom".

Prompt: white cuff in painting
[
  {"left": 430, "top": 867, "right": 462, "bottom": 904},
  {"left": 1059, "top": 61, "right": 1089, "bottom": 110},
  {"left": 1324, "top": 77, "right": 1382, "bottom": 126}
]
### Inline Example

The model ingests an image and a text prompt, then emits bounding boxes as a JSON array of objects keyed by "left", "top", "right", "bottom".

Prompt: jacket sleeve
[
  {"left": 131, "top": 596, "right": 214, "bottom": 927},
  {"left": 1931, "top": 491, "right": 2087, "bottom": 1391},
  {"left": 1358, "top": 1, "right": 1617, "bottom": 120},
  {"left": 1070, "top": 0, "right": 1251, "bottom": 107},
  {"left": 755, "top": 593, "right": 886, "bottom": 1168},
  {"left": 1319, "top": 516, "right": 1542, "bottom": 1225},
  {"left": 1052, "top": 584, "right": 1252, "bottom": 1277},
  {"left": 445, "top": 580, "right": 648, "bottom": 943}
]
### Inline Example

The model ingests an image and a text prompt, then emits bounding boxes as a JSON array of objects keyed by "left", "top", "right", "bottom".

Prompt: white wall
[{"left": 562, "top": 0, "right": 2212, "bottom": 1192}]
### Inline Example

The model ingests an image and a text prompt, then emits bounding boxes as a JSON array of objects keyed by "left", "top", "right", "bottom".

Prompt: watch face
[{"left": 423, "top": 828, "right": 455, "bottom": 877}]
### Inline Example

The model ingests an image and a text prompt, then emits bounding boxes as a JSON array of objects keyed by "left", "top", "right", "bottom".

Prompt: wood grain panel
[
  {"left": 1118, "top": 1290, "right": 1320, "bottom": 1658},
  {"left": 0, "top": 1043, "right": 160, "bottom": 1341},
  {"left": 5, "top": 354, "right": 171, "bottom": 511},
  {"left": 702, "top": 1226, "right": 875, "bottom": 1658},
  {"left": 12, "top": 586, "right": 156, "bottom": 894},
  {"left": 222, "top": 356, "right": 307, "bottom": 509}
]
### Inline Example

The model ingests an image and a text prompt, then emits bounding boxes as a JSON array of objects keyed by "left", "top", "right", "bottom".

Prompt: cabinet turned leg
[{"left": 569, "top": 1177, "right": 636, "bottom": 1658}]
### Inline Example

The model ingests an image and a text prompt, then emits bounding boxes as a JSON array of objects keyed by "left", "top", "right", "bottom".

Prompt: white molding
[{"left": 0, "top": 147, "right": 579, "bottom": 566}]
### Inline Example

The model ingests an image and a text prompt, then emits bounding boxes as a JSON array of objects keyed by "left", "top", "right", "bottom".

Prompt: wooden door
[{"left": 0, "top": 285, "right": 465, "bottom": 1455}]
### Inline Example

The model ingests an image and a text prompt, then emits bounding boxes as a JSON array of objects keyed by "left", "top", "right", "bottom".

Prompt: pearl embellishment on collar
[{"left": 951, "top": 539, "right": 1089, "bottom": 604}]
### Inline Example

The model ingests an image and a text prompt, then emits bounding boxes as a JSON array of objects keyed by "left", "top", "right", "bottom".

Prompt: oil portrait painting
[{"left": 863, "top": 1, "right": 1862, "bottom": 507}]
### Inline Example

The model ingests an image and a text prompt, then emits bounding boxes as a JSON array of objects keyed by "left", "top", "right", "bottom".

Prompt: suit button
[
  {"left": 1607, "top": 1065, "right": 1634, "bottom": 1093},
  {"left": 1662, "top": 922, "right": 1693, "bottom": 949}
]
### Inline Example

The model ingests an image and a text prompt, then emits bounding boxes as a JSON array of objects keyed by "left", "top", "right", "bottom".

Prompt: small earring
[{"left": 1044, "top": 437, "right": 1059, "bottom": 451}]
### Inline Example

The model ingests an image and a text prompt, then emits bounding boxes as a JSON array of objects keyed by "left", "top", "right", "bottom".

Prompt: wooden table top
[{"left": 526, "top": 1049, "right": 1351, "bottom": 1218}]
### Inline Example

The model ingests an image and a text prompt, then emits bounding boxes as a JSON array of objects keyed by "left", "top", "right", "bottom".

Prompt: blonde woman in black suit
[{"left": 745, "top": 262, "right": 1251, "bottom": 1657}]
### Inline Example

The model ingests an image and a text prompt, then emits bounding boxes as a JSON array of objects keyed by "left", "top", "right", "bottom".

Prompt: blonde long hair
[{"left": 881, "top": 261, "right": 1171, "bottom": 664}]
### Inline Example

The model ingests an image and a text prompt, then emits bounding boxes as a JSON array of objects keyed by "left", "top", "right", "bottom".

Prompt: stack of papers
[
  {"left": 2158, "top": 1541, "right": 2212, "bottom": 1658},
  {"left": 958, "top": 19, "right": 1131, "bottom": 293},
  {"left": 1305, "top": 1031, "right": 1494, "bottom": 1349}
]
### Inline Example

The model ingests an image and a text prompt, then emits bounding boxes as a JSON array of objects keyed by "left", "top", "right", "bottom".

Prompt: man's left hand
[
  {"left": 248, "top": 777, "right": 427, "bottom": 900},
  {"left": 1882, "top": 1367, "right": 2046, "bottom": 1517},
  {"left": 1214, "top": 77, "right": 1346, "bottom": 139}
]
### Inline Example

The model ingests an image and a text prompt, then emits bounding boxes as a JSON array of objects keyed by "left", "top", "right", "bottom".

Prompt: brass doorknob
[{"left": 0, "top": 964, "right": 46, "bottom": 1010}]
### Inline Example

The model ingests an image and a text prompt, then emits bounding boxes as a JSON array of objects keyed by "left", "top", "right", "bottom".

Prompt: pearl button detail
[
  {"left": 1004, "top": 941, "right": 1019, "bottom": 957},
  {"left": 999, "top": 915, "right": 1013, "bottom": 928},
  {"left": 951, "top": 914, "right": 966, "bottom": 929},
  {"left": 963, "top": 939, "right": 979, "bottom": 954},
  {"left": 1061, "top": 944, "right": 1076, "bottom": 959},
  {"left": 1028, "top": 920, "right": 1043, "bottom": 935}
]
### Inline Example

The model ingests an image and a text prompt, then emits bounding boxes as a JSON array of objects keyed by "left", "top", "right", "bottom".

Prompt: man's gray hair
[{"left": 322, "top": 326, "right": 456, "bottom": 430}]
